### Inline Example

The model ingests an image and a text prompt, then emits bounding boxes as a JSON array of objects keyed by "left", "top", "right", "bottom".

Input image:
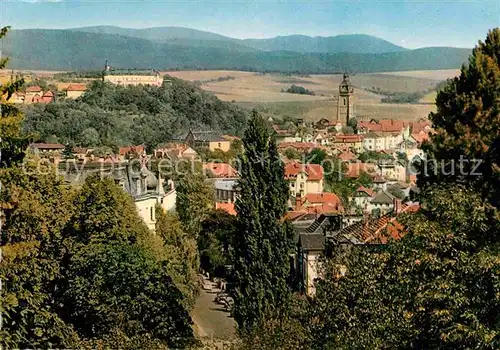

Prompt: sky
[{"left": 1, "top": 0, "right": 499, "bottom": 49}]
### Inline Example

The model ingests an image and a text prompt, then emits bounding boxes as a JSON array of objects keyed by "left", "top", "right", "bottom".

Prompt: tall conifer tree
[
  {"left": 232, "top": 110, "right": 294, "bottom": 333},
  {"left": 419, "top": 28, "right": 500, "bottom": 207}
]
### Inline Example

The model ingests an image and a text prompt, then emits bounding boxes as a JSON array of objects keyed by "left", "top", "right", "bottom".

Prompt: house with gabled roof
[
  {"left": 154, "top": 143, "right": 198, "bottom": 160},
  {"left": 294, "top": 198, "right": 419, "bottom": 296},
  {"left": 66, "top": 84, "right": 87, "bottom": 99},
  {"left": 369, "top": 189, "right": 395, "bottom": 216},
  {"left": 203, "top": 162, "right": 238, "bottom": 178},
  {"left": 285, "top": 162, "right": 324, "bottom": 197},
  {"left": 293, "top": 192, "right": 344, "bottom": 215},
  {"left": 297, "top": 233, "right": 325, "bottom": 296},
  {"left": 183, "top": 130, "right": 231, "bottom": 152},
  {"left": 333, "top": 134, "right": 364, "bottom": 153},
  {"left": 350, "top": 185, "right": 376, "bottom": 208}
]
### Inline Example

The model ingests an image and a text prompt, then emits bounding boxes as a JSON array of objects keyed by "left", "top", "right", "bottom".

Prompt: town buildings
[
  {"left": 66, "top": 84, "right": 87, "bottom": 99},
  {"left": 183, "top": 130, "right": 231, "bottom": 152},
  {"left": 284, "top": 162, "right": 324, "bottom": 197},
  {"left": 9, "top": 86, "right": 55, "bottom": 104},
  {"left": 102, "top": 63, "right": 162, "bottom": 86},
  {"left": 154, "top": 143, "right": 199, "bottom": 160}
]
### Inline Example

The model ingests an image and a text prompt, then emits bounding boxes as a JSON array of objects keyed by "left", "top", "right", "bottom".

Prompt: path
[{"left": 191, "top": 278, "right": 236, "bottom": 341}]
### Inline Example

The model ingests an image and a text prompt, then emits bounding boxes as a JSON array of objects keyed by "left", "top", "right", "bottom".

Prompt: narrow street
[{"left": 191, "top": 280, "right": 236, "bottom": 342}]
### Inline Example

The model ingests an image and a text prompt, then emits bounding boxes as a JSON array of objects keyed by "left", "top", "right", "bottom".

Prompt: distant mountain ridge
[
  {"left": 2, "top": 27, "right": 471, "bottom": 73},
  {"left": 242, "top": 34, "right": 407, "bottom": 54},
  {"left": 72, "top": 26, "right": 408, "bottom": 54}
]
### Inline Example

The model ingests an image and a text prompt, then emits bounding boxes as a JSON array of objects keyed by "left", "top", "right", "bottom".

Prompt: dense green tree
[
  {"left": 22, "top": 79, "right": 248, "bottom": 148},
  {"left": 63, "top": 242, "right": 195, "bottom": 349},
  {"left": 198, "top": 209, "right": 237, "bottom": 277},
  {"left": 0, "top": 162, "right": 81, "bottom": 348},
  {"left": 0, "top": 27, "right": 79, "bottom": 348},
  {"left": 155, "top": 208, "right": 199, "bottom": 306},
  {"left": 0, "top": 27, "right": 28, "bottom": 168},
  {"left": 420, "top": 28, "right": 500, "bottom": 208},
  {"left": 78, "top": 127, "right": 100, "bottom": 146},
  {"left": 67, "top": 175, "right": 149, "bottom": 244},
  {"left": 1, "top": 29, "right": 196, "bottom": 346},
  {"left": 232, "top": 110, "right": 294, "bottom": 333},
  {"left": 63, "top": 142, "right": 75, "bottom": 159},
  {"left": 311, "top": 186, "right": 500, "bottom": 349},
  {"left": 347, "top": 117, "right": 358, "bottom": 134},
  {"left": 283, "top": 147, "right": 301, "bottom": 160},
  {"left": 175, "top": 172, "right": 214, "bottom": 237}
]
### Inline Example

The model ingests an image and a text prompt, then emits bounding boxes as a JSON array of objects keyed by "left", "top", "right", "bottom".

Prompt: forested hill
[
  {"left": 22, "top": 78, "right": 248, "bottom": 149},
  {"left": 4, "top": 29, "right": 471, "bottom": 73}
]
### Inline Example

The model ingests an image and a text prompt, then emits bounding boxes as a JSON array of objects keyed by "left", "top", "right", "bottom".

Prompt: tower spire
[{"left": 337, "top": 72, "right": 354, "bottom": 124}]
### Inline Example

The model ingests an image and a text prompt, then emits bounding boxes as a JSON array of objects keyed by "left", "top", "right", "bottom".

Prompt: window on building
[
  {"left": 218, "top": 142, "right": 222, "bottom": 148},
  {"left": 150, "top": 206, "right": 154, "bottom": 222},
  {"left": 291, "top": 183, "right": 295, "bottom": 187},
  {"left": 343, "top": 98, "right": 346, "bottom": 105}
]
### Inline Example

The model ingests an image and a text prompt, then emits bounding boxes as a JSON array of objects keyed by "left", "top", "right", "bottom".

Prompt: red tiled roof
[
  {"left": 339, "top": 203, "right": 420, "bottom": 244},
  {"left": 285, "top": 162, "right": 324, "bottom": 181},
  {"left": 278, "top": 142, "right": 316, "bottom": 150},
  {"left": 42, "top": 90, "right": 54, "bottom": 97},
  {"left": 345, "top": 162, "right": 376, "bottom": 178},
  {"left": 305, "top": 192, "right": 343, "bottom": 211},
  {"left": 119, "top": 145, "right": 145, "bottom": 155},
  {"left": 359, "top": 119, "right": 431, "bottom": 134},
  {"left": 333, "top": 134, "right": 363, "bottom": 143},
  {"left": 408, "top": 174, "right": 417, "bottom": 185},
  {"left": 372, "top": 174, "right": 387, "bottom": 183},
  {"left": 411, "top": 131, "right": 430, "bottom": 144},
  {"left": 30, "top": 143, "right": 65, "bottom": 150},
  {"left": 204, "top": 162, "right": 237, "bottom": 178},
  {"left": 338, "top": 150, "right": 357, "bottom": 162},
  {"left": 215, "top": 202, "right": 237, "bottom": 215},
  {"left": 66, "top": 84, "right": 87, "bottom": 91},
  {"left": 356, "top": 186, "right": 375, "bottom": 197},
  {"left": 285, "top": 211, "right": 308, "bottom": 221},
  {"left": 26, "top": 86, "right": 42, "bottom": 92},
  {"left": 295, "top": 192, "right": 344, "bottom": 214}
]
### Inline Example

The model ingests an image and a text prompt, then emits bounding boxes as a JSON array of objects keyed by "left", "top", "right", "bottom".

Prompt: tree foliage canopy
[
  {"left": 1, "top": 29, "right": 196, "bottom": 346},
  {"left": 22, "top": 79, "right": 248, "bottom": 150},
  {"left": 420, "top": 28, "right": 500, "bottom": 208}
]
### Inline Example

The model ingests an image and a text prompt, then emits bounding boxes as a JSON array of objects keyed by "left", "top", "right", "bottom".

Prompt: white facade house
[
  {"left": 363, "top": 132, "right": 403, "bottom": 151},
  {"left": 298, "top": 234, "right": 325, "bottom": 296}
]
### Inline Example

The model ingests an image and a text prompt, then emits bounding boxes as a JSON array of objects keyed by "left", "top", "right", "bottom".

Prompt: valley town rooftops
[
  {"left": 66, "top": 83, "right": 87, "bottom": 91},
  {"left": 284, "top": 162, "right": 324, "bottom": 181},
  {"left": 26, "top": 86, "right": 42, "bottom": 92},
  {"left": 30, "top": 143, "right": 65, "bottom": 150},
  {"left": 204, "top": 162, "right": 238, "bottom": 178}
]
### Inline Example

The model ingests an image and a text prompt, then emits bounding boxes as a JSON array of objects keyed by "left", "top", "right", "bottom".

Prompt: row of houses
[
  {"left": 274, "top": 118, "right": 431, "bottom": 156},
  {"left": 295, "top": 201, "right": 419, "bottom": 295},
  {"left": 8, "top": 84, "right": 87, "bottom": 104}
]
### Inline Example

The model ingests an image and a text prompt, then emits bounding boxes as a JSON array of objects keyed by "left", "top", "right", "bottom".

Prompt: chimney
[
  {"left": 295, "top": 194, "right": 302, "bottom": 211},
  {"left": 393, "top": 197, "right": 402, "bottom": 214}
]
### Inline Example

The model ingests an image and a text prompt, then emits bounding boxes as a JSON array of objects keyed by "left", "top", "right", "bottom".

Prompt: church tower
[{"left": 337, "top": 73, "right": 354, "bottom": 124}]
